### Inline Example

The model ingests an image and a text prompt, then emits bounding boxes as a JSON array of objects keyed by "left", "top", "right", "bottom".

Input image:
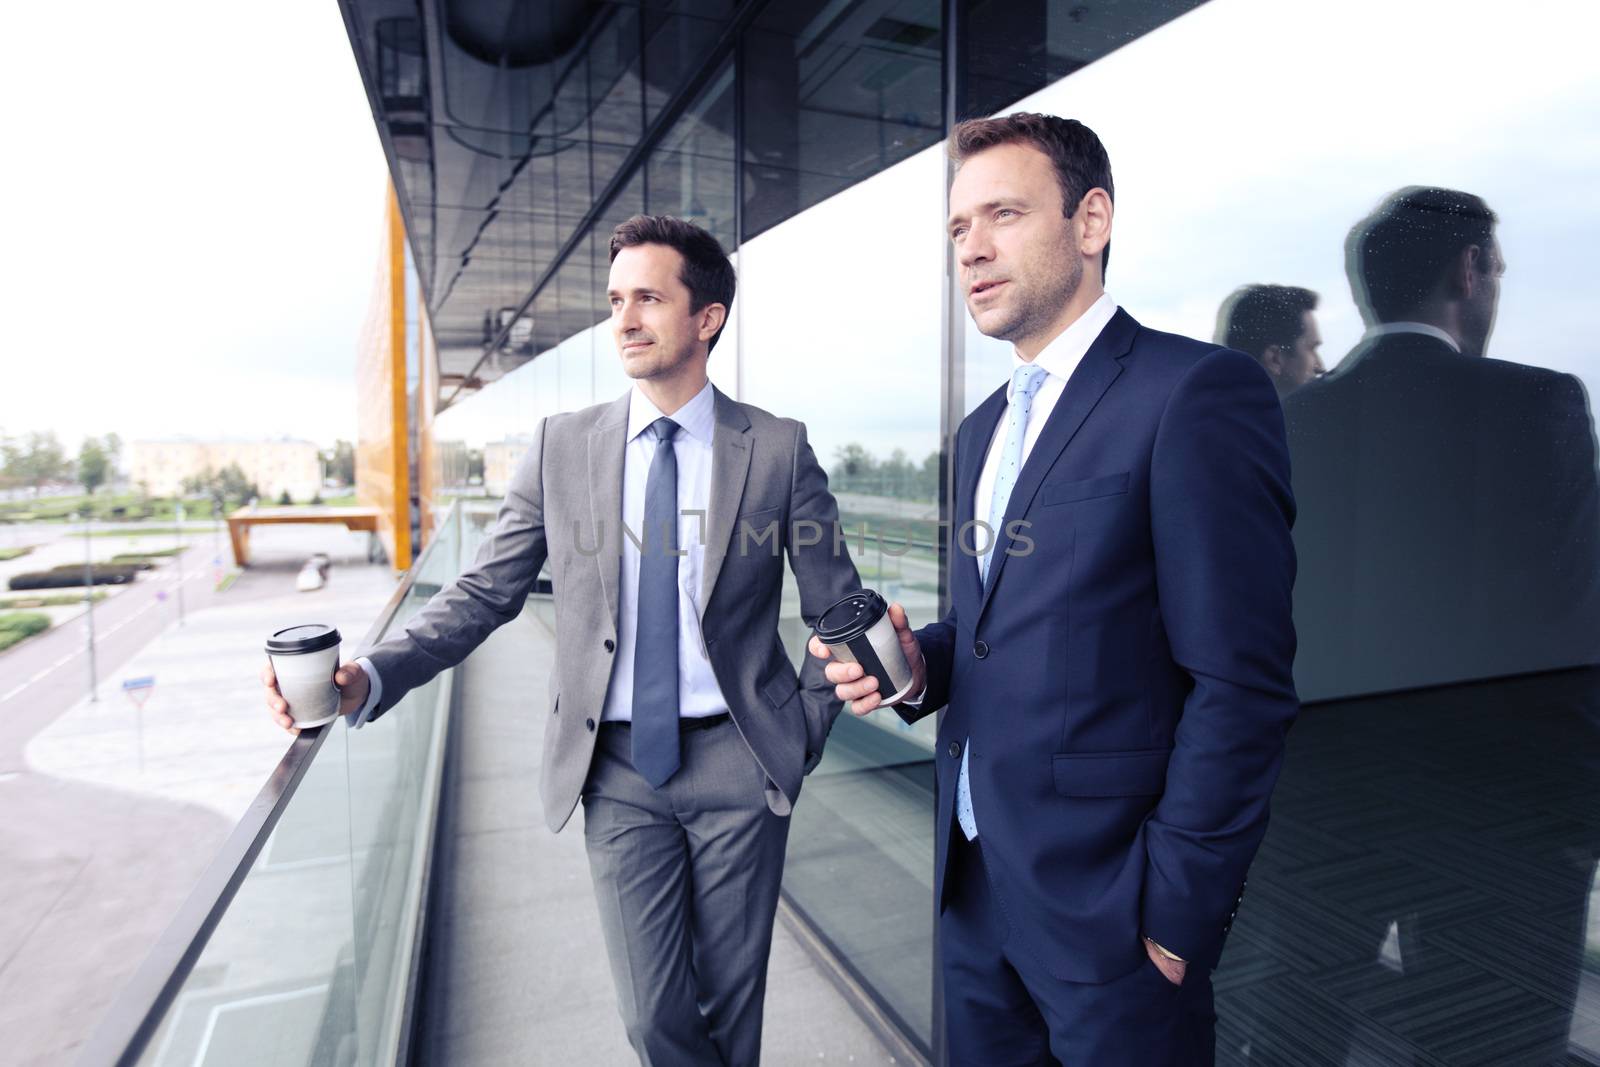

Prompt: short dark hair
[
  {"left": 608, "top": 214, "right": 737, "bottom": 352},
  {"left": 1347, "top": 187, "right": 1497, "bottom": 323},
  {"left": 1219, "top": 284, "right": 1319, "bottom": 362},
  {"left": 949, "top": 112, "right": 1115, "bottom": 276}
]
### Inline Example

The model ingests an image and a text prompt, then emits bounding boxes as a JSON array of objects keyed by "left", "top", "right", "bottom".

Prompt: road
[{"left": 0, "top": 537, "right": 275, "bottom": 773}]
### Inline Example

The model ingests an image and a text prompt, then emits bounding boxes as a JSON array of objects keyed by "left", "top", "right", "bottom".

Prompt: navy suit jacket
[{"left": 902, "top": 308, "right": 1298, "bottom": 982}]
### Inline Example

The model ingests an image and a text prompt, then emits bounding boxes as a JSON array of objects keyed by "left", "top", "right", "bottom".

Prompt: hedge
[{"left": 8, "top": 565, "right": 140, "bottom": 590}]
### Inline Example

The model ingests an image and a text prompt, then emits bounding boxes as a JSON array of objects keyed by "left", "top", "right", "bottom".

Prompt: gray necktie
[{"left": 632, "top": 417, "right": 681, "bottom": 788}]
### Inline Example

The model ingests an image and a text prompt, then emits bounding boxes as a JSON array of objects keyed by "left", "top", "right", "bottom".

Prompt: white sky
[{"left": 0, "top": 1, "right": 389, "bottom": 454}]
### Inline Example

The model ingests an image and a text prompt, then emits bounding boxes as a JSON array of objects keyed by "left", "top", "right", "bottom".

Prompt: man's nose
[{"left": 957, "top": 225, "right": 993, "bottom": 268}]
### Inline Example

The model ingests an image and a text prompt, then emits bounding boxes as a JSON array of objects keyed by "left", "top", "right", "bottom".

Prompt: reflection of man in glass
[
  {"left": 1280, "top": 187, "right": 1600, "bottom": 1064},
  {"left": 811, "top": 113, "right": 1298, "bottom": 1066},
  {"left": 1217, "top": 284, "right": 1324, "bottom": 398},
  {"left": 1285, "top": 186, "right": 1600, "bottom": 699}
]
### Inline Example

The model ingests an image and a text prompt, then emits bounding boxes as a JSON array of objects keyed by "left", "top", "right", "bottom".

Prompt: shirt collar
[
  {"left": 1011, "top": 291, "right": 1118, "bottom": 394},
  {"left": 1364, "top": 321, "right": 1462, "bottom": 354},
  {"left": 627, "top": 379, "right": 716, "bottom": 444}
]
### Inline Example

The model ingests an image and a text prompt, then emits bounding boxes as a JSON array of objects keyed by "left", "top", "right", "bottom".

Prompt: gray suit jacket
[{"left": 362, "top": 387, "right": 860, "bottom": 831}]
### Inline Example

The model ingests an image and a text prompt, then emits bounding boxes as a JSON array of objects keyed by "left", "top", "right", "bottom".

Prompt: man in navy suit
[{"left": 811, "top": 113, "right": 1298, "bottom": 1064}]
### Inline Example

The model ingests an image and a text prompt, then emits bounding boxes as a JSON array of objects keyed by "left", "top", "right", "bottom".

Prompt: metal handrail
[{"left": 77, "top": 501, "right": 463, "bottom": 1067}]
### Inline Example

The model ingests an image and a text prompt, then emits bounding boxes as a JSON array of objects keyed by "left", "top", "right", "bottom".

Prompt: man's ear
[
  {"left": 1261, "top": 346, "right": 1286, "bottom": 379},
  {"left": 697, "top": 302, "right": 727, "bottom": 344},
  {"left": 1076, "top": 188, "right": 1113, "bottom": 261},
  {"left": 1452, "top": 244, "right": 1483, "bottom": 299}
]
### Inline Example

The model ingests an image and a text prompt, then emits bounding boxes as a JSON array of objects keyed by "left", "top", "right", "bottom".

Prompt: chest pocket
[{"left": 1039, "top": 471, "right": 1130, "bottom": 507}]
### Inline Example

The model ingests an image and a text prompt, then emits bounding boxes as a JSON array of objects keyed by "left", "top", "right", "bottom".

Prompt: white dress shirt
[
  {"left": 1362, "top": 321, "right": 1462, "bottom": 353},
  {"left": 972, "top": 292, "right": 1118, "bottom": 526},
  {"left": 351, "top": 380, "right": 728, "bottom": 728}
]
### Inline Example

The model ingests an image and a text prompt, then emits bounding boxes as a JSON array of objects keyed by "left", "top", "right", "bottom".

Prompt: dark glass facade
[{"left": 344, "top": 1, "right": 1600, "bottom": 1061}]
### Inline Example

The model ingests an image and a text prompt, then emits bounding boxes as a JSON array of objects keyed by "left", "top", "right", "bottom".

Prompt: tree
[
  {"left": 78, "top": 438, "right": 111, "bottom": 495},
  {"left": 831, "top": 443, "right": 878, "bottom": 494},
  {"left": 327, "top": 440, "right": 355, "bottom": 487},
  {"left": 7, "top": 432, "right": 71, "bottom": 495},
  {"left": 216, "top": 463, "right": 256, "bottom": 505},
  {"left": 277, "top": 489, "right": 293, "bottom": 505}
]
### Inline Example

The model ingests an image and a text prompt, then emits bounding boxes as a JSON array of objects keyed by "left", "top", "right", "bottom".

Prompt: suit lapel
[
  {"left": 977, "top": 309, "right": 1138, "bottom": 624},
  {"left": 956, "top": 385, "right": 1007, "bottom": 612},
  {"left": 700, "top": 388, "right": 752, "bottom": 619},
  {"left": 586, "top": 392, "right": 631, "bottom": 635}
]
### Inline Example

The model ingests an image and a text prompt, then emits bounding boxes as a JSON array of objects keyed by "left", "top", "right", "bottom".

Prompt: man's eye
[
  {"left": 996, "top": 209, "right": 1016, "bottom": 220},
  {"left": 951, "top": 228, "right": 967, "bottom": 241}
]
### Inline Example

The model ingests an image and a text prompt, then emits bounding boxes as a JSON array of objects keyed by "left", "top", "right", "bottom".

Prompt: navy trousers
[{"left": 941, "top": 831, "right": 1216, "bottom": 1066}]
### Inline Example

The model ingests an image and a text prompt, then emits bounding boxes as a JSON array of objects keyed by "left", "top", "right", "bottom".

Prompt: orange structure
[{"left": 355, "top": 183, "right": 425, "bottom": 570}]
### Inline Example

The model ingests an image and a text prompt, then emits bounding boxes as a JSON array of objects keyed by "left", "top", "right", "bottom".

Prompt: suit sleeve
[
  {"left": 360, "top": 418, "right": 551, "bottom": 721},
  {"left": 1143, "top": 348, "right": 1299, "bottom": 968},
  {"left": 785, "top": 421, "right": 862, "bottom": 770},
  {"left": 900, "top": 609, "right": 956, "bottom": 723},
  {"left": 901, "top": 427, "right": 968, "bottom": 722}
]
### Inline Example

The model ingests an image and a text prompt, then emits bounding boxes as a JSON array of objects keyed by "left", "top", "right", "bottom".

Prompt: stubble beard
[
  {"left": 620, "top": 337, "right": 687, "bottom": 381},
  {"left": 977, "top": 247, "right": 1084, "bottom": 350}
]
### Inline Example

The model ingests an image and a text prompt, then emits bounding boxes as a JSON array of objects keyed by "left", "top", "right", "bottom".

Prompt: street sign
[{"left": 122, "top": 676, "right": 155, "bottom": 711}]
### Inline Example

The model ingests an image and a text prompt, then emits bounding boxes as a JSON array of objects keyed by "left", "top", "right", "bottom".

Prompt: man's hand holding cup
[
  {"left": 262, "top": 623, "right": 369, "bottom": 734},
  {"left": 808, "top": 592, "right": 925, "bottom": 716}
]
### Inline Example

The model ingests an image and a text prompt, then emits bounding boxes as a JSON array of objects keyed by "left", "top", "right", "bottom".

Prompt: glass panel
[
  {"left": 958, "top": 0, "right": 1206, "bottom": 119},
  {"left": 131, "top": 510, "right": 466, "bottom": 1065},
  {"left": 741, "top": 0, "right": 943, "bottom": 240},
  {"left": 998, "top": 1, "right": 1600, "bottom": 1062},
  {"left": 647, "top": 63, "right": 736, "bottom": 251},
  {"left": 641, "top": 1, "right": 737, "bottom": 124},
  {"left": 739, "top": 143, "right": 945, "bottom": 1052}
]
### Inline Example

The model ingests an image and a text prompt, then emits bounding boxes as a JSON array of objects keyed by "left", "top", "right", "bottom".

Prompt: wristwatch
[{"left": 1144, "top": 937, "right": 1186, "bottom": 963}]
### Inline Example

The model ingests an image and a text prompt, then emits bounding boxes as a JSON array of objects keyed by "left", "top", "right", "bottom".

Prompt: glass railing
[{"left": 82, "top": 499, "right": 488, "bottom": 1066}]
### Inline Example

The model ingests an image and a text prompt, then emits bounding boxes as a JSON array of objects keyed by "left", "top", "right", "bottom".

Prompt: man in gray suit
[{"left": 263, "top": 215, "right": 859, "bottom": 1065}]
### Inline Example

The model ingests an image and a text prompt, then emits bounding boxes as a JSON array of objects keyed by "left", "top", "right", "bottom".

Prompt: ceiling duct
[{"left": 443, "top": 0, "right": 594, "bottom": 69}]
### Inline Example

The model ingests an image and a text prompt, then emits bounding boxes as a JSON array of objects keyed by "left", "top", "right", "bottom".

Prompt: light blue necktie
[
  {"left": 958, "top": 363, "right": 1049, "bottom": 841},
  {"left": 632, "top": 417, "right": 681, "bottom": 789}
]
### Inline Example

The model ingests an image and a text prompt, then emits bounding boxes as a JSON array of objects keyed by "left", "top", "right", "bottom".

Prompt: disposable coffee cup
[
  {"left": 265, "top": 624, "right": 343, "bottom": 728},
  {"left": 814, "top": 590, "right": 916, "bottom": 705}
]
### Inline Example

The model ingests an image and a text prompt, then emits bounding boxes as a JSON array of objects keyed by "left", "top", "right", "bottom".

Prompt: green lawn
[
  {"left": 0, "top": 492, "right": 244, "bottom": 524},
  {"left": 110, "top": 548, "right": 184, "bottom": 561},
  {"left": 0, "top": 591, "right": 107, "bottom": 609},
  {"left": 0, "top": 611, "right": 50, "bottom": 652},
  {"left": 0, "top": 546, "right": 33, "bottom": 561},
  {"left": 88, "top": 527, "right": 193, "bottom": 539}
]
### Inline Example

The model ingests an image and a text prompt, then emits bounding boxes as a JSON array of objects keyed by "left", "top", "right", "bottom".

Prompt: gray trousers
[{"left": 582, "top": 719, "right": 791, "bottom": 1067}]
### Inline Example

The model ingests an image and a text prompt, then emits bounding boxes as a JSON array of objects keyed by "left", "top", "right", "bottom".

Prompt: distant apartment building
[
  {"left": 482, "top": 436, "right": 536, "bottom": 496},
  {"left": 129, "top": 438, "right": 322, "bottom": 502}
]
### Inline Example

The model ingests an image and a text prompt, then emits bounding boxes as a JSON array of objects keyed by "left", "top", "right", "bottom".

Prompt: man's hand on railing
[{"left": 262, "top": 660, "right": 371, "bottom": 734}]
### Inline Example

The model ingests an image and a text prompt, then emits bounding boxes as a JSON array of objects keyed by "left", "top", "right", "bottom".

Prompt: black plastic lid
[
  {"left": 265, "top": 623, "right": 341, "bottom": 655},
  {"left": 814, "top": 589, "right": 887, "bottom": 644}
]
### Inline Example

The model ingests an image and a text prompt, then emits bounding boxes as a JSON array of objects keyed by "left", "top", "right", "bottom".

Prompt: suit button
[
  {"left": 949, "top": 741, "right": 961, "bottom": 758},
  {"left": 973, "top": 640, "right": 989, "bottom": 659},
  {"left": 603, "top": 638, "right": 615, "bottom": 653},
  {"left": 585, "top": 718, "right": 596, "bottom": 732}
]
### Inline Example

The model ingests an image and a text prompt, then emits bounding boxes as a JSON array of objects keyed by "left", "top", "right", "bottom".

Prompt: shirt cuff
[
  {"left": 348, "top": 656, "right": 383, "bottom": 729},
  {"left": 897, "top": 683, "right": 928, "bottom": 709}
]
